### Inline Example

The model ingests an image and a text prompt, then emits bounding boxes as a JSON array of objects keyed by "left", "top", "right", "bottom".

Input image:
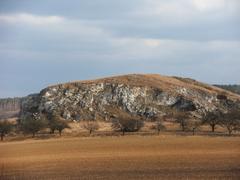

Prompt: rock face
[{"left": 20, "top": 74, "right": 240, "bottom": 121}]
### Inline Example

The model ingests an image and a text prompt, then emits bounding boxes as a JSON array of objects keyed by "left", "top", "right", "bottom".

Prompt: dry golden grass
[{"left": 1, "top": 135, "right": 239, "bottom": 180}]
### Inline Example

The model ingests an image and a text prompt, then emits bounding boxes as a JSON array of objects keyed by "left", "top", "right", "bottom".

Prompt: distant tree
[
  {"left": 48, "top": 113, "right": 70, "bottom": 136},
  {"left": 221, "top": 109, "right": 240, "bottom": 135},
  {"left": 173, "top": 111, "right": 190, "bottom": 131},
  {"left": 150, "top": 115, "right": 166, "bottom": 135},
  {"left": 0, "top": 120, "right": 13, "bottom": 141},
  {"left": 82, "top": 120, "right": 99, "bottom": 135},
  {"left": 112, "top": 115, "right": 144, "bottom": 136},
  {"left": 21, "top": 113, "right": 47, "bottom": 138},
  {"left": 55, "top": 120, "right": 70, "bottom": 136},
  {"left": 105, "top": 106, "right": 144, "bottom": 136},
  {"left": 203, "top": 111, "right": 222, "bottom": 132},
  {"left": 186, "top": 120, "right": 201, "bottom": 136}
]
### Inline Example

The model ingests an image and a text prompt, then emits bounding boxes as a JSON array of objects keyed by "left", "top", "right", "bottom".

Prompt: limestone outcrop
[{"left": 20, "top": 74, "right": 240, "bottom": 121}]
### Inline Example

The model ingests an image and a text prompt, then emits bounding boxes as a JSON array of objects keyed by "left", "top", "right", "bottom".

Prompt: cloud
[
  {"left": 0, "top": 13, "right": 64, "bottom": 25},
  {"left": 192, "top": 0, "right": 226, "bottom": 11},
  {"left": 0, "top": 0, "right": 239, "bottom": 97},
  {"left": 130, "top": 0, "right": 239, "bottom": 25}
]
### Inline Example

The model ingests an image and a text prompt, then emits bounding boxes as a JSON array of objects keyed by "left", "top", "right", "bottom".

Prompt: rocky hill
[
  {"left": 20, "top": 74, "right": 240, "bottom": 121},
  {"left": 0, "top": 97, "right": 22, "bottom": 119}
]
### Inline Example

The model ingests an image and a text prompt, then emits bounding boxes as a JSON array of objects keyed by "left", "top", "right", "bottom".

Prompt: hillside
[{"left": 20, "top": 74, "right": 240, "bottom": 121}]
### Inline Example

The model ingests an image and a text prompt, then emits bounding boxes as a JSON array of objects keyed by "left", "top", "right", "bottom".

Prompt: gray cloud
[{"left": 0, "top": 0, "right": 239, "bottom": 97}]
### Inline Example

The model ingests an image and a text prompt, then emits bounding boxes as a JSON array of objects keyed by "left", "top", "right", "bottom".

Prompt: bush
[
  {"left": 48, "top": 114, "right": 70, "bottom": 136},
  {"left": 221, "top": 109, "right": 240, "bottom": 135},
  {"left": 112, "top": 116, "right": 144, "bottom": 136},
  {"left": 20, "top": 113, "right": 48, "bottom": 137},
  {"left": 0, "top": 120, "right": 13, "bottom": 141}
]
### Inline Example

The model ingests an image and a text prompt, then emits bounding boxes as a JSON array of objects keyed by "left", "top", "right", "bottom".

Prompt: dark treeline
[
  {"left": 214, "top": 85, "right": 240, "bottom": 95},
  {"left": 0, "top": 97, "right": 23, "bottom": 119},
  {"left": 0, "top": 97, "right": 22, "bottom": 112}
]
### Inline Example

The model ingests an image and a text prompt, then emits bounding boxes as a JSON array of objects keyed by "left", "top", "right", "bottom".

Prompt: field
[{"left": 1, "top": 135, "right": 240, "bottom": 180}]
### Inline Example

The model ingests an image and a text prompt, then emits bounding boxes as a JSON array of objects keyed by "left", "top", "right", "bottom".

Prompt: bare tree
[
  {"left": 221, "top": 109, "right": 240, "bottom": 135},
  {"left": 20, "top": 113, "right": 47, "bottom": 138},
  {"left": 186, "top": 120, "right": 201, "bottom": 136},
  {"left": 0, "top": 120, "right": 13, "bottom": 141},
  {"left": 173, "top": 111, "right": 190, "bottom": 131},
  {"left": 48, "top": 113, "right": 70, "bottom": 136},
  {"left": 105, "top": 106, "right": 144, "bottom": 136},
  {"left": 110, "top": 111, "right": 144, "bottom": 136},
  {"left": 82, "top": 120, "right": 99, "bottom": 135},
  {"left": 55, "top": 120, "right": 70, "bottom": 136},
  {"left": 150, "top": 115, "right": 166, "bottom": 135},
  {"left": 203, "top": 111, "right": 222, "bottom": 132}
]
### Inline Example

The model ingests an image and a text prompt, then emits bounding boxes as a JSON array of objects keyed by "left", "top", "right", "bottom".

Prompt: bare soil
[{"left": 1, "top": 135, "right": 239, "bottom": 180}]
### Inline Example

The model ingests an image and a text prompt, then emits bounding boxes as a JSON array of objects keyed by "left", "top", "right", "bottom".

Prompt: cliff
[{"left": 20, "top": 74, "right": 240, "bottom": 121}]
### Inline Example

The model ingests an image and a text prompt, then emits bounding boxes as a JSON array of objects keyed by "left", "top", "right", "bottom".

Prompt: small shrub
[{"left": 0, "top": 120, "right": 13, "bottom": 141}]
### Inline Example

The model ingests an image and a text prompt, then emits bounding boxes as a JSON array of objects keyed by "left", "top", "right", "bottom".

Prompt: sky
[{"left": 0, "top": 0, "right": 240, "bottom": 98}]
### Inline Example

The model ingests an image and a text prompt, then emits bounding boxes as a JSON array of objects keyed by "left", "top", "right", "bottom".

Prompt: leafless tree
[
  {"left": 203, "top": 110, "right": 222, "bottom": 132},
  {"left": 173, "top": 111, "right": 190, "bottom": 131},
  {"left": 48, "top": 113, "right": 70, "bottom": 136},
  {"left": 150, "top": 115, "right": 166, "bottom": 135},
  {"left": 106, "top": 106, "right": 144, "bottom": 136},
  {"left": 186, "top": 120, "right": 201, "bottom": 136},
  {"left": 112, "top": 117, "right": 144, "bottom": 136},
  {"left": 221, "top": 109, "right": 240, "bottom": 135},
  {"left": 82, "top": 120, "right": 99, "bottom": 135}
]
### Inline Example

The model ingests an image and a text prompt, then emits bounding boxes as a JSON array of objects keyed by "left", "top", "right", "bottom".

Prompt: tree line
[
  {"left": 0, "top": 108, "right": 240, "bottom": 141},
  {"left": 214, "top": 84, "right": 240, "bottom": 95}
]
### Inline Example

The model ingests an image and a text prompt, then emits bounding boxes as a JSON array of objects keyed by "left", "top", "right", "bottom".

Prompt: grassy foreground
[{"left": 0, "top": 135, "right": 240, "bottom": 180}]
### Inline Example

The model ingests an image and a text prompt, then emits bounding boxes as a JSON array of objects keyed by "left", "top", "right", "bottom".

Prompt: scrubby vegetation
[
  {"left": 48, "top": 113, "right": 70, "bottom": 136},
  {"left": 0, "top": 120, "right": 13, "bottom": 141},
  {"left": 221, "top": 109, "right": 240, "bottom": 135},
  {"left": 0, "top": 108, "right": 240, "bottom": 141},
  {"left": 110, "top": 109, "right": 144, "bottom": 136},
  {"left": 20, "top": 113, "right": 48, "bottom": 137}
]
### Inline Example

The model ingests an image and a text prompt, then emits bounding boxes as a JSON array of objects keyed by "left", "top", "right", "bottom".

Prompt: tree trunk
[
  {"left": 192, "top": 129, "right": 195, "bottom": 136},
  {"left": 50, "top": 129, "right": 55, "bottom": 134},
  {"left": 122, "top": 130, "right": 125, "bottom": 136},
  {"left": 1, "top": 133, "right": 3, "bottom": 141},
  {"left": 228, "top": 128, "right": 232, "bottom": 135},
  {"left": 181, "top": 121, "right": 185, "bottom": 131},
  {"left": 211, "top": 124, "right": 215, "bottom": 132},
  {"left": 158, "top": 129, "right": 160, "bottom": 135},
  {"left": 89, "top": 129, "right": 92, "bottom": 135},
  {"left": 59, "top": 130, "right": 62, "bottom": 136},
  {"left": 32, "top": 132, "right": 35, "bottom": 138}
]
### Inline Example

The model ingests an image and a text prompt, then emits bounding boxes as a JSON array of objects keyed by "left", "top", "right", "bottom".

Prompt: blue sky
[{"left": 0, "top": 0, "right": 239, "bottom": 98}]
